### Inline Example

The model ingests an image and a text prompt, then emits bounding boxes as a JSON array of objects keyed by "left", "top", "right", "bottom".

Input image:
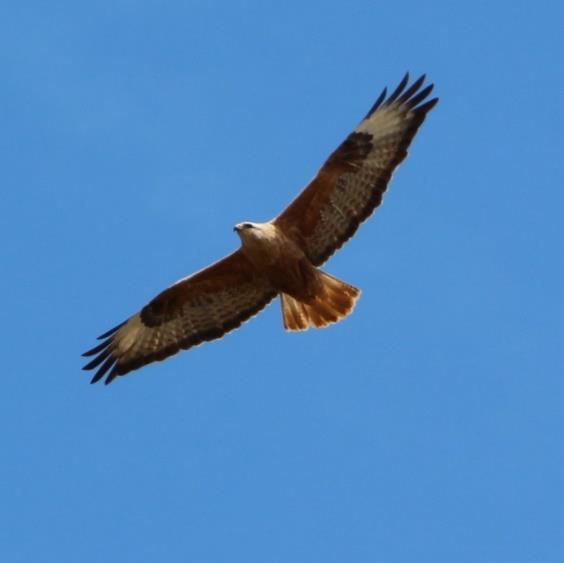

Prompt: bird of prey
[{"left": 83, "top": 73, "right": 438, "bottom": 384}]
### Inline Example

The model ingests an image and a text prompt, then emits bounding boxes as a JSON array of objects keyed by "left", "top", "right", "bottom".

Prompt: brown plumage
[
  {"left": 83, "top": 73, "right": 438, "bottom": 384},
  {"left": 280, "top": 272, "right": 360, "bottom": 331}
]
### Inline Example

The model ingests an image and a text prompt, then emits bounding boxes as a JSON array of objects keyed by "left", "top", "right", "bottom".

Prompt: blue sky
[{"left": 1, "top": 0, "right": 563, "bottom": 561}]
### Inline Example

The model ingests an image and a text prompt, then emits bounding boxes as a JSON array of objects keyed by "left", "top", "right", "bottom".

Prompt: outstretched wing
[
  {"left": 274, "top": 73, "right": 438, "bottom": 266},
  {"left": 82, "top": 251, "right": 276, "bottom": 384}
]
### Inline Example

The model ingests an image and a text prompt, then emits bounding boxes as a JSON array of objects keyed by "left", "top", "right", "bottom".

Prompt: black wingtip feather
[
  {"left": 104, "top": 366, "right": 121, "bottom": 385},
  {"left": 366, "top": 87, "right": 387, "bottom": 118},
  {"left": 398, "top": 74, "right": 426, "bottom": 103},
  {"left": 387, "top": 72, "right": 410, "bottom": 104},
  {"left": 90, "top": 355, "right": 117, "bottom": 384},
  {"left": 407, "top": 83, "right": 434, "bottom": 109},
  {"left": 82, "top": 339, "right": 111, "bottom": 357},
  {"left": 97, "top": 321, "right": 126, "bottom": 340},
  {"left": 365, "top": 73, "right": 438, "bottom": 121},
  {"left": 83, "top": 347, "right": 112, "bottom": 371},
  {"left": 415, "top": 97, "right": 439, "bottom": 116}
]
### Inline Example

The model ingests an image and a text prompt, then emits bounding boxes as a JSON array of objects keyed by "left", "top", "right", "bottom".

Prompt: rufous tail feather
[{"left": 281, "top": 272, "right": 361, "bottom": 331}]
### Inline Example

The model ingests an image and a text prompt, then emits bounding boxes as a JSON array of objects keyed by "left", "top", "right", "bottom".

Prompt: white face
[
  {"left": 234, "top": 222, "right": 258, "bottom": 241},
  {"left": 235, "top": 222, "right": 255, "bottom": 231},
  {"left": 234, "top": 222, "right": 271, "bottom": 245}
]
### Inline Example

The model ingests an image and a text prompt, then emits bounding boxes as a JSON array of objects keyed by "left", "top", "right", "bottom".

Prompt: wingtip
[
  {"left": 88, "top": 355, "right": 116, "bottom": 384},
  {"left": 366, "top": 86, "right": 388, "bottom": 118},
  {"left": 97, "top": 321, "right": 126, "bottom": 340},
  {"left": 104, "top": 367, "right": 121, "bottom": 385},
  {"left": 83, "top": 360, "right": 98, "bottom": 371},
  {"left": 387, "top": 72, "right": 410, "bottom": 103},
  {"left": 418, "top": 96, "right": 439, "bottom": 114},
  {"left": 82, "top": 339, "right": 111, "bottom": 358},
  {"left": 365, "top": 72, "right": 438, "bottom": 119}
]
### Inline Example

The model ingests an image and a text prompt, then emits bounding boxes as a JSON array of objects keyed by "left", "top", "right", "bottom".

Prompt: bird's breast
[{"left": 241, "top": 229, "right": 318, "bottom": 299}]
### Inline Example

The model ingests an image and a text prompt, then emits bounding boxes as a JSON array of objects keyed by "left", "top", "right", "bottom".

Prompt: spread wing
[
  {"left": 274, "top": 73, "right": 438, "bottom": 266},
  {"left": 82, "top": 251, "right": 276, "bottom": 384}
]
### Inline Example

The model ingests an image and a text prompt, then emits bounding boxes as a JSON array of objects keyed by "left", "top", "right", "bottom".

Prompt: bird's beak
[{"left": 233, "top": 225, "right": 240, "bottom": 233}]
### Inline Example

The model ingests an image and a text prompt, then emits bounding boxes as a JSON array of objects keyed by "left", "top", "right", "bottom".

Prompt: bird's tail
[{"left": 280, "top": 271, "right": 361, "bottom": 331}]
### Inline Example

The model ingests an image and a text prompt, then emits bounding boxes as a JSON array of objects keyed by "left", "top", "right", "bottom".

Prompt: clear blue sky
[{"left": 1, "top": 1, "right": 563, "bottom": 561}]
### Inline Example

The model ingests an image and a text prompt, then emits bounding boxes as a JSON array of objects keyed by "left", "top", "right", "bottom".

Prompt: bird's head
[
  {"left": 233, "top": 222, "right": 256, "bottom": 235},
  {"left": 234, "top": 222, "right": 274, "bottom": 247},
  {"left": 234, "top": 221, "right": 265, "bottom": 240}
]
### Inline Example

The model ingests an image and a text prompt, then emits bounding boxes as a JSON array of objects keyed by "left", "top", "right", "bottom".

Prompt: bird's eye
[{"left": 242, "top": 223, "right": 253, "bottom": 229}]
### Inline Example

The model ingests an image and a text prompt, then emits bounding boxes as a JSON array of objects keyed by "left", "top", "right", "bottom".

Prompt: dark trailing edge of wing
[
  {"left": 82, "top": 291, "right": 276, "bottom": 385},
  {"left": 82, "top": 73, "right": 437, "bottom": 384},
  {"left": 313, "top": 72, "right": 438, "bottom": 266}
]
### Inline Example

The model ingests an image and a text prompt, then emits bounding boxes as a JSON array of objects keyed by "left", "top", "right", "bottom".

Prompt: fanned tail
[{"left": 281, "top": 272, "right": 360, "bottom": 331}]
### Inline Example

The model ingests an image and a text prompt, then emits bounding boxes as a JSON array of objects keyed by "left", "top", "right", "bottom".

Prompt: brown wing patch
[
  {"left": 275, "top": 73, "right": 438, "bottom": 266},
  {"left": 82, "top": 251, "right": 276, "bottom": 384}
]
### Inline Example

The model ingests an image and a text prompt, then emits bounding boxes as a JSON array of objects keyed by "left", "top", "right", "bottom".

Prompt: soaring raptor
[{"left": 83, "top": 73, "right": 438, "bottom": 384}]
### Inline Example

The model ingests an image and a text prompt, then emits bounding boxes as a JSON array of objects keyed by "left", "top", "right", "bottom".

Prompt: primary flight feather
[{"left": 83, "top": 73, "right": 438, "bottom": 384}]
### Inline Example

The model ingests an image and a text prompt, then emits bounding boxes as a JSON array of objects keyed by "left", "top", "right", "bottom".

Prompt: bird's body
[
  {"left": 236, "top": 223, "right": 301, "bottom": 283},
  {"left": 83, "top": 73, "right": 438, "bottom": 384},
  {"left": 236, "top": 222, "right": 321, "bottom": 299},
  {"left": 235, "top": 221, "right": 361, "bottom": 329}
]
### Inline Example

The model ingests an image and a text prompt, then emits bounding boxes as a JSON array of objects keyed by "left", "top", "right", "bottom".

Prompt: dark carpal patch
[
  {"left": 334, "top": 132, "right": 373, "bottom": 166},
  {"left": 140, "top": 295, "right": 180, "bottom": 327},
  {"left": 82, "top": 291, "right": 277, "bottom": 385},
  {"left": 82, "top": 73, "right": 438, "bottom": 385}
]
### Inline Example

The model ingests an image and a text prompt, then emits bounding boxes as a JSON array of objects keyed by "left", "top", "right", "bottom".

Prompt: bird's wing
[
  {"left": 82, "top": 250, "right": 276, "bottom": 384},
  {"left": 274, "top": 73, "right": 438, "bottom": 266}
]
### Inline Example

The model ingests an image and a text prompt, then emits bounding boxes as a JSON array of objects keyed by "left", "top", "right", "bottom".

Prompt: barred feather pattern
[
  {"left": 275, "top": 73, "right": 438, "bottom": 266},
  {"left": 83, "top": 252, "right": 275, "bottom": 384}
]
